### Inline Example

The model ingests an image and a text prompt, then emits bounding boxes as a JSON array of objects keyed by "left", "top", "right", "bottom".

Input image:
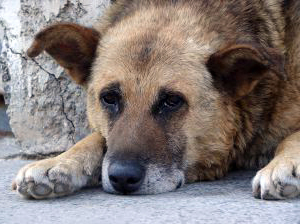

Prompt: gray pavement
[
  {"left": 0, "top": 158, "right": 299, "bottom": 224},
  {"left": 0, "top": 137, "right": 21, "bottom": 158},
  {"left": 0, "top": 107, "right": 11, "bottom": 132}
]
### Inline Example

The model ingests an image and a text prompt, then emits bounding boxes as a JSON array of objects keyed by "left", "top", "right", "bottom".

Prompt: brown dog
[{"left": 13, "top": 0, "right": 300, "bottom": 200}]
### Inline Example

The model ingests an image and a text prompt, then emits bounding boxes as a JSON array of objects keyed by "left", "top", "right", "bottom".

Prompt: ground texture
[{"left": 1, "top": 149, "right": 299, "bottom": 224}]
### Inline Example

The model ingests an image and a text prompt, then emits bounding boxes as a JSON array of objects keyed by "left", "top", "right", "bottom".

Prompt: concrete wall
[
  {"left": 0, "top": 19, "right": 4, "bottom": 95},
  {"left": 0, "top": 0, "right": 110, "bottom": 154},
  {"left": 0, "top": 77, "right": 3, "bottom": 95}
]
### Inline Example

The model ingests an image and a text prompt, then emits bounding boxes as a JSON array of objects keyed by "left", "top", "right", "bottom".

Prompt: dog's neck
[{"left": 231, "top": 73, "right": 286, "bottom": 170}]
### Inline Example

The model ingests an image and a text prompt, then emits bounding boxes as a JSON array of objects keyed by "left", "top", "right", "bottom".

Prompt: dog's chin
[{"left": 101, "top": 159, "right": 185, "bottom": 195}]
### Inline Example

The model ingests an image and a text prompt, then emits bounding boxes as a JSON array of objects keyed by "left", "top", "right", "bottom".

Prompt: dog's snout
[{"left": 108, "top": 160, "right": 145, "bottom": 194}]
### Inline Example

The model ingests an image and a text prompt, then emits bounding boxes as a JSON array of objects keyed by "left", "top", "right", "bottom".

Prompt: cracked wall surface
[{"left": 0, "top": 0, "right": 110, "bottom": 154}]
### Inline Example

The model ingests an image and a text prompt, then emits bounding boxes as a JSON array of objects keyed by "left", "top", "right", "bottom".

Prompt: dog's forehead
[{"left": 92, "top": 28, "right": 213, "bottom": 102}]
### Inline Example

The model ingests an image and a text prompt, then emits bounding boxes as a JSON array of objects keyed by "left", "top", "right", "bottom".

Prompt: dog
[{"left": 13, "top": 0, "right": 300, "bottom": 200}]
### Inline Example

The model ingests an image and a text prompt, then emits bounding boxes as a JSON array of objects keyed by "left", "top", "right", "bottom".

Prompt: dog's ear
[
  {"left": 206, "top": 44, "right": 285, "bottom": 100},
  {"left": 27, "top": 23, "right": 100, "bottom": 85}
]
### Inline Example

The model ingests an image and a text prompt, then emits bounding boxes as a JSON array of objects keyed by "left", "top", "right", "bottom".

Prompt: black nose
[{"left": 108, "top": 160, "right": 145, "bottom": 194}]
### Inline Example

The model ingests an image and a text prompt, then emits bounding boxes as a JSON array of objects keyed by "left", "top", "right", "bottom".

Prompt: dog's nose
[{"left": 108, "top": 160, "right": 145, "bottom": 194}]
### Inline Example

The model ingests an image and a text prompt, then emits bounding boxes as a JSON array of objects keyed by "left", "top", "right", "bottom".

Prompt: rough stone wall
[{"left": 0, "top": 0, "right": 110, "bottom": 154}]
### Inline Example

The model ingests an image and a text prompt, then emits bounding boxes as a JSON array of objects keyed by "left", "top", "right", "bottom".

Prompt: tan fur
[{"left": 13, "top": 0, "right": 300, "bottom": 199}]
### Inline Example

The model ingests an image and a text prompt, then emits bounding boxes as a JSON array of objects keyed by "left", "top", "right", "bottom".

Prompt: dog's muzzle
[{"left": 102, "top": 154, "right": 185, "bottom": 195}]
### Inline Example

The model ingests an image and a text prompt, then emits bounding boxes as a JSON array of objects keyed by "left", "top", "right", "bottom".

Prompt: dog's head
[{"left": 27, "top": 1, "right": 285, "bottom": 194}]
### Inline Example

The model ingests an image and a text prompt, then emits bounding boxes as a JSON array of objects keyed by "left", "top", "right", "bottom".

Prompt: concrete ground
[
  {"left": 0, "top": 137, "right": 300, "bottom": 224},
  {"left": 0, "top": 107, "right": 11, "bottom": 133}
]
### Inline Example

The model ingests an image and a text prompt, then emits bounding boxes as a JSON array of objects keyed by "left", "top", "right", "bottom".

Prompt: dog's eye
[
  {"left": 163, "top": 95, "right": 183, "bottom": 109},
  {"left": 102, "top": 93, "right": 119, "bottom": 105},
  {"left": 100, "top": 91, "right": 121, "bottom": 114},
  {"left": 154, "top": 93, "right": 185, "bottom": 116}
]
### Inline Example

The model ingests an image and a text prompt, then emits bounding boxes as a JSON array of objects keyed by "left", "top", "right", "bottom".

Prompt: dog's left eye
[
  {"left": 154, "top": 93, "right": 185, "bottom": 116},
  {"left": 163, "top": 95, "right": 183, "bottom": 109}
]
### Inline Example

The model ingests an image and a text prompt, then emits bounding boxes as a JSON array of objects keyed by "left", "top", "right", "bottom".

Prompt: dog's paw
[
  {"left": 252, "top": 158, "right": 300, "bottom": 200},
  {"left": 13, "top": 158, "right": 89, "bottom": 199}
]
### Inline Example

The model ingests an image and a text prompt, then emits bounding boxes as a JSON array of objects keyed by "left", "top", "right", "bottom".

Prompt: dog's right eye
[
  {"left": 102, "top": 93, "right": 118, "bottom": 105},
  {"left": 100, "top": 91, "right": 121, "bottom": 114}
]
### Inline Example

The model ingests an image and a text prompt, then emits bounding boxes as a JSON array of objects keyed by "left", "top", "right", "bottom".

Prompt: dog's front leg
[
  {"left": 13, "top": 132, "right": 105, "bottom": 199},
  {"left": 252, "top": 131, "right": 300, "bottom": 200}
]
